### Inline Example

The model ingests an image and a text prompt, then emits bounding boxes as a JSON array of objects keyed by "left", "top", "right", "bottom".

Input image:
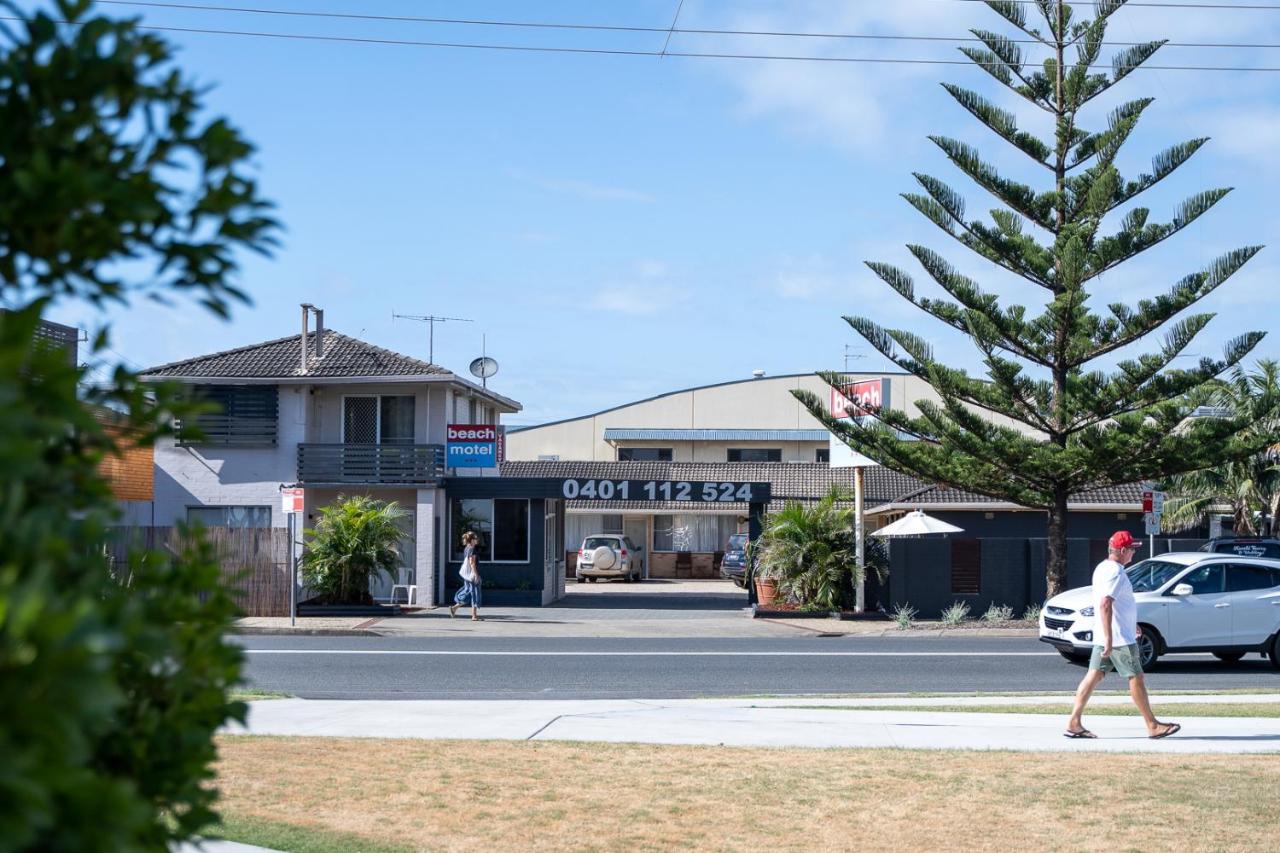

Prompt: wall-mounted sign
[
  {"left": 830, "top": 378, "right": 889, "bottom": 419},
  {"left": 281, "top": 487, "right": 304, "bottom": 514},
  {"left": 560, "top": 479, "right": 771, "bottom": 503},
  {"left": 447, "top": 423, "right": 498, "bottom": 468}
]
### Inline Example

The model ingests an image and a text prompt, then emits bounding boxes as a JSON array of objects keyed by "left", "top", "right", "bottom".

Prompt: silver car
[{"left": 576, "top": 534, "right": 642, "bottom": 583}]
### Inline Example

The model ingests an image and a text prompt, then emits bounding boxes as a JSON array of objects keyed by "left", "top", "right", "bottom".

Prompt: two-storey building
[{"left": 140, "top": 311, "right": 521, "bottom": 606}]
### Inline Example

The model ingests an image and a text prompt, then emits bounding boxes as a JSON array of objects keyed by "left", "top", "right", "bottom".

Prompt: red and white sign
[
  {"left": 830, "top": 379, "right": 888, "bottom": 419},
  {"left": 447, "top": 424, "right": 498, "bottom": 442},
  {"left": 1142, "top": 490, "right": 1154, "bottom": 513},
  {"left": 281, "top": 487, "right": 304, "bottom": 514}
]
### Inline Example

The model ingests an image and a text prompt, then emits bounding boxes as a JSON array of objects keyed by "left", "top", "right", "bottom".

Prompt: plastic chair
[{"left": 389, "top": 569, "right": 418, "bottom": 607}]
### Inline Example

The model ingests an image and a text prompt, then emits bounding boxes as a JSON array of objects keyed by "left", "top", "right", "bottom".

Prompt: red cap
[{"left": 1109, "top": 530, "right": 1138, "bottom": 550}]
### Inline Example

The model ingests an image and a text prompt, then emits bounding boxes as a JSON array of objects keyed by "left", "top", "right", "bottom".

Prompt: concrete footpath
[{"left": 230, "top": 693, "right": 1280, "bottom": 754}]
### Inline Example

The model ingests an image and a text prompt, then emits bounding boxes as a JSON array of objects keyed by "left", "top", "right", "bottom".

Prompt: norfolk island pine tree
[{"left": 793, "top": 0, "right": 1280, "bottom": 599}]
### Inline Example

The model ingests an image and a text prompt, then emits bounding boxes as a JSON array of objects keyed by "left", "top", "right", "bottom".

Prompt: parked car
[
  {"left": 576, "top": 534, "right": 642, "bottom": 583},
  {"left": 719, "top": 533, "right": 750, "bottom": 587},
  {"left": 1039, "top": 552, "right": 1280, "bottom": 670},
  {"left": 1198, "top": 537, "right": 1280, "bottom": 559}
]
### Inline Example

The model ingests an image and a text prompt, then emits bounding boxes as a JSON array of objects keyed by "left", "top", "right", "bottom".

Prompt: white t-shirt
[{"left": 1091, "top": 558, "right": 1138, "bottom": 647}]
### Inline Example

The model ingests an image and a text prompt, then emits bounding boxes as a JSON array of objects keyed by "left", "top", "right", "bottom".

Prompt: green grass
[
  {"left": 212, "top": 812, "right": 413, "bottom": 853},
  {"left": 230, "top": 688, "right": 291, "bottom": 701},
  {"left": 770, "top": 702, "right": 1280, "bottom": 717}
]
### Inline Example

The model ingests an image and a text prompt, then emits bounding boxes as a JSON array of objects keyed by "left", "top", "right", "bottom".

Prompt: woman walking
[{"left": 451, "top": 531, "right": 483, "bottom": 621}]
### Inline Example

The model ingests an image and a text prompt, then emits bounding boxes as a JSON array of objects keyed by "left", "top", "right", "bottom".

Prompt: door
[
  {"left": 1166, "top": 563, "right": 1233, "bottom": 648},
  {"left": 1226, "top": 563, "right": 1280, "bottom": 646},
  {"left": 624, "top": 517, "right": 647, "bottom": 578}
]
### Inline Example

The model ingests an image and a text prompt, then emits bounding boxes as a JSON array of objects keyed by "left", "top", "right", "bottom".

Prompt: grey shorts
[{"left": 1089, "top": 643, "right": 1143, "bottom": 677}]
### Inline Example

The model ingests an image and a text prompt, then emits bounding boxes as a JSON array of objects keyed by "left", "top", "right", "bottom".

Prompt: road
[{"left": 236, "top": 635, "right": 1280, "bottom": 700}]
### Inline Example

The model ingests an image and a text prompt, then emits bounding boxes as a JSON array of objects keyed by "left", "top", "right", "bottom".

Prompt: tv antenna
[
  {"left": 844, "top": 345, "right": 865, "bottom": 375},
  {"left": 392, "top": 312, "right": 473, "bottom": 365}
]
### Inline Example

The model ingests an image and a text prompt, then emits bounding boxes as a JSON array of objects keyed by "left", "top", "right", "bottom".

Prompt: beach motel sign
[{"left": 447, "top": 423, "right": 498, "bottom": 468}]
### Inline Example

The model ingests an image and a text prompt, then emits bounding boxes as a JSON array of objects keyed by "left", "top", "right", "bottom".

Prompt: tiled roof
[
  {"left": 140, "top": 330, "right": 451, "bottom": 379},
  {"left": 874, "top": 481, "right": 1144, "bottom": 507},
  {"left": 603, "top": 428, "right": 831, "bottom": 442}
]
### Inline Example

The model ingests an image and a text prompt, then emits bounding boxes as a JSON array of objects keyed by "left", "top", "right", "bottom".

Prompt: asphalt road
[{"left": 235, "top": 635, "right": 1280, "bottom": 700}]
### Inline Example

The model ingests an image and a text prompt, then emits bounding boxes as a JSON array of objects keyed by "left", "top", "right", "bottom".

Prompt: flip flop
[
  {"left": 1149, "top": 722, "right": 1181, "bottom": 740},
  {"left": 1063, "top": 729, "right": 1097, "bottom": 739}
]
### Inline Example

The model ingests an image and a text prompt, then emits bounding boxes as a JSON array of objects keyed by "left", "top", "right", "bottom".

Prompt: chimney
[
  {"left": 300, "top": 303, "right": 313, "bottom": 374},
  {"left": 314, "top": 308, "right": 324, "bottom": 359}
]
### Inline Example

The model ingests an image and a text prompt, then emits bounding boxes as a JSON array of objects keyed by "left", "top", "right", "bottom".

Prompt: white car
[
  {"left": 576, "top": 534, "right": 642, "bottom": 583},
  {"left": 1039, "top": 552, "right": 1280, "bottom": 669}
]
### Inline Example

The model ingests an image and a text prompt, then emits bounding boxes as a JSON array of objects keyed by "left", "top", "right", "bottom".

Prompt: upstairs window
[
  {"left": 618, "top": 447, "right": 672, "bottom": 461},
  {"left": 815, "top": 448, "right": 830, "bottom": 463},
  {"left": 727, "top": 448, "right": 781, "bottom": 463},
  {"left": 178, "top": 385, "right": 278, "bottom": 447}
]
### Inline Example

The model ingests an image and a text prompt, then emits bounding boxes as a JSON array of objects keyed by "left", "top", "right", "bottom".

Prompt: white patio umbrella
[{"left": 870, "top": 510, "right": 965, "bottom": 538}]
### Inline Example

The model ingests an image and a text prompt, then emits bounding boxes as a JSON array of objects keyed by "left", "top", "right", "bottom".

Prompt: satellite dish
[{"left": 469, "top": 356, "right": 499, "bottom": 380}]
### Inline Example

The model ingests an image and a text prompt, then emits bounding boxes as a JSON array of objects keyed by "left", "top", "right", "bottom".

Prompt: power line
[
  {"left": 90, "top": 1, "right": 1280, "bottom": 50},
  {"left": 16, "top": 14, "right": 1280, "bottom": 71}
]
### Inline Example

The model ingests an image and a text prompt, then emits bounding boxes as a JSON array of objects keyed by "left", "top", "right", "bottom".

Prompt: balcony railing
[{"left": 297, "top": 443, "right": 445, "bottom": 485}]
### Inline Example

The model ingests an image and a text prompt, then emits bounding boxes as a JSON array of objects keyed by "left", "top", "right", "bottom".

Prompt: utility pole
[{"left": 393, "top": 312, "right": 473, "bottom": 365}]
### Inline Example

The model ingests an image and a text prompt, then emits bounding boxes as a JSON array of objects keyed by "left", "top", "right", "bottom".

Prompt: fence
[
  {"left": 106, "top": 526, "right": 291, "bottom": 617},
  {"left": 884, "top": 537, "right": 1210, "bottom": 618}
]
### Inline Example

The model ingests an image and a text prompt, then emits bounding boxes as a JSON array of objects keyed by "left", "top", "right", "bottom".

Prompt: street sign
[
  {"left": 1152, "top": 491, "right": 1165, "bottom": 513},
  {"left": 1145, "top": 512, "right": 1161, "bottom": 535},
  {"left": 281, "top": 487, "right": 304, "bottom": 514}
]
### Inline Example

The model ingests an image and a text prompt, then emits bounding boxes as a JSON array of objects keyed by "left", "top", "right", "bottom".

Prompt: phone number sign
[{"left": 560, "top": 479, "right": 770, "bottom": 503}]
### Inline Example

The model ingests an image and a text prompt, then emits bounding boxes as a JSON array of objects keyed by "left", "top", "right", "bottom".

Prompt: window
[
  {"left": 450, "top": 498, "right": 529, "bottom": 562},
  {"left": 178, "top": 385, "right": 278, "bottom": 447},
  {"left": 618, "top": 447, "right": 672, "bottom": 461},
  {"left": 727, "top": 448, "right": 781, "bottom": 462},
  {"left": 345, "top": 395, "right": 416, "bottom": 444},
  {"left": 1180, "top": 564, "right": 1225, "bottom": 595},
  {"left": 815, "top": 448, "right": 830, "bottom": 463},
  {"left": 950, "top": 539, "right": 981, "bottom": 594},
  {"left": 187, "top": 505, "right": 271, "bottom": 528},
  {"left": 600, "top": 515, "right": 623, "bottom": 534},
  {"left": 1227, "top": 564, "right": 1280, "bottom": 592},
  {"left": 653, "top": 515, "right": 674, "bottom": 551}
]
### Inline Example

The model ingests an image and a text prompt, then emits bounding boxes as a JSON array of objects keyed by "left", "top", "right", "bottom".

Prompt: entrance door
[{"left": 624, "top": 517, "right": 647, "bottom": 578}]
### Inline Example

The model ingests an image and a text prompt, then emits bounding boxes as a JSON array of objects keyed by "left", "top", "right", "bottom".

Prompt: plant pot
[{"left": 754, "top": 577, "right": 779, "bottom": 606}]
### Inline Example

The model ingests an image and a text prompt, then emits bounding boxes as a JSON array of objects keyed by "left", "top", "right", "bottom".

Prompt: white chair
[{"left": 389, "top": 570, "right": 418, "bottom": 607}]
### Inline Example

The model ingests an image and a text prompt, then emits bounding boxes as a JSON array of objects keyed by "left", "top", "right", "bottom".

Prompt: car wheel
[
  {"left": 623, "top": 572, "right": 632, "bottom": 583},
  {"left": 576, "top": 576, "right": 585, "bottom": 584},
  {"left": 588, "top": 576, "right": 597, "bottom": 583},
  {"left": 1057, "top": 649, "right": 1089, "bottom": 664},
  {"left": 1137, "top": 625, "right": 1161, "bottom": 670},
  {"left": 1270, "top": 635, "right": 1280, "bottom": 671},
  {"left": 1213, "top": 651, "right": 1246, "bottom": 663}
]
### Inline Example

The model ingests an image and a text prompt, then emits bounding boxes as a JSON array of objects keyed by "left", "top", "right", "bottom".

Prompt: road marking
[{"left": 244, "top": 650, "right": 1060, "bottom": 657}]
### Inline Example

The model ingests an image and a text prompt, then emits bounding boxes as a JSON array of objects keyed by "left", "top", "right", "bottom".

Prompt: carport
[{"left": 441, "top": 475, "right": 770, "bottom": 607}]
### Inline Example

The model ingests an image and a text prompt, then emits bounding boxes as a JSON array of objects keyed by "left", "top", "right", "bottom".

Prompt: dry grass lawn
[{"left": 216, "top": 736, "right": 1280, "bottom": 852}]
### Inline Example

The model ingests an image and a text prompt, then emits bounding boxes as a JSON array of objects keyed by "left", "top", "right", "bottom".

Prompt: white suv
[
  {"left": 1039, "top": 552, "right": 1280, "bottom": 669},
  {"left": 576, "top": 534, "right": 642, "bottom": 583}
]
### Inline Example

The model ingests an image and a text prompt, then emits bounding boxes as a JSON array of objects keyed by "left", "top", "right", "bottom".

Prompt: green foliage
[
  {"left": 756, "top": 492, "right": 862, "bottom": 610},
  {"left": 796, "top": 0, "right": 1277, "bottom": 597},
  {"left": 1023, "top": 603, "right": 1043, "bottom": 623},
  {"left": 940, "top": 601, "right": 971, "bottom": 627},
  {"left": 1, "top": 2, "right": 276, "bottom": 848},
  {"left": 982, "top": 604, "right": 1015, "bottom": 624},
  {"left": 892, "top": 602, "right": 918, "bottom": 630},
  {"left": 1161, "top": 361, "right": 1280, "bottom": 536},
  {"left": 301, "top": 497, "right": 408, "bottom": 605}
]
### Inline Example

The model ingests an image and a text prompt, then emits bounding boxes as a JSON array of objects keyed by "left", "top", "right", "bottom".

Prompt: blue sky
[{"left": 44, "top": 0, "right": 1280, "bottom": 425}]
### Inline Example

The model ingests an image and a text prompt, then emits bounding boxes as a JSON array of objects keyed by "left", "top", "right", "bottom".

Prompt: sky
[{"left": 37, "top": 0, "right": 1280, "bottom": 425}]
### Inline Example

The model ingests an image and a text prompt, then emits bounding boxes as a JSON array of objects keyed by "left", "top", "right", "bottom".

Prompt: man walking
[{"left": 1065, "top": 530, "right": 1181, "bottom": 740}]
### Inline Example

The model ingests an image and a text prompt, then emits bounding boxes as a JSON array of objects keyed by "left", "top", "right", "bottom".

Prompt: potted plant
[
  {"left": 755, "top": 489, "right": 866, "bottom": 612},
  {"left": 300, "top": 495, "right": 407, "bottom": 606}
]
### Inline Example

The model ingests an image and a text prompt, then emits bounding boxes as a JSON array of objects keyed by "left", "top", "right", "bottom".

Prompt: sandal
[
  {"left": 1149, "top": 722, "right": 1181, "bottom": 740},
  {"left": 1063, "top": 728, "right": 1097, "bottom": 739},
  {"left": 472, "top": 615, "right": 483, "bottom": 622}
]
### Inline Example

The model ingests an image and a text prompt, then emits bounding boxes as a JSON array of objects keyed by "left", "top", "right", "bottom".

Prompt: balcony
[{"left": 297, "top": 443, "right": 445, "bottom": 486}]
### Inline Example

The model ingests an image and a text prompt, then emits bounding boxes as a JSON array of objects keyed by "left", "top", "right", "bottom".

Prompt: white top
[{"left": 1091, "top": 558, "right": 1138, "bottom": 647}]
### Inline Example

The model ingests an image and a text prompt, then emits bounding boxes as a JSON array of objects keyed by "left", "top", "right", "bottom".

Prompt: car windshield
[
  {"left": 1126, "top": 559, "right": 1189, "bottom": 592},
  {"left": 582, "top": 537, "right": 619, "bottom": 550},
  {"left": 727, "top": 534, "right": 748, "bottom": 551}
]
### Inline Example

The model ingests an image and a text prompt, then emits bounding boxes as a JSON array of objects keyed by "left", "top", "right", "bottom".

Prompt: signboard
[
  {"left": 447, "top": 423, "right": 498, "bottom": 469},
  {"left": 829, "top": 418, "right": 880, "bottom": 468},
  {"left": 281, "top": 487, "right": 304, "bottom": 514},
  {"left": 831, "top": 378, "right": 890, "bottom": 419},
  {"left": 560, "top": 479, "right": 770, "bottom": 503},
  {"left": 1144, "top": 512, "right": 1161, "bottom": 535},
  {"left": 1141, "top": 488, "right": 1165, "bottom": 515}
]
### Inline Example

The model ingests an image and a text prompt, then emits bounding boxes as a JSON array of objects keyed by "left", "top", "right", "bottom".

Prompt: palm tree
[
  {"left": 1162, "top": 361, "right": 1280, "bottom": 536},
  {"left": 300, "top": 496, "right": 407, "bottom": 604},
  {"left": 756, "top": 490, "right": 862, "bottom": 610}
]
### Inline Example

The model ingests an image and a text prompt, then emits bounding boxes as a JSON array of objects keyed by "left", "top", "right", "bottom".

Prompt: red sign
[
  {"left": 1142, "top": 491, "right": 1154, "bottom": 513},
  {"left": 281, "top": 487, "right": 304, "bottom": 514},
  {"left": 447, "top": 424, "right": 497, "bottom": 442},
  {"left": 830, "top": 379, "right": 888, "bottom": 419}
]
